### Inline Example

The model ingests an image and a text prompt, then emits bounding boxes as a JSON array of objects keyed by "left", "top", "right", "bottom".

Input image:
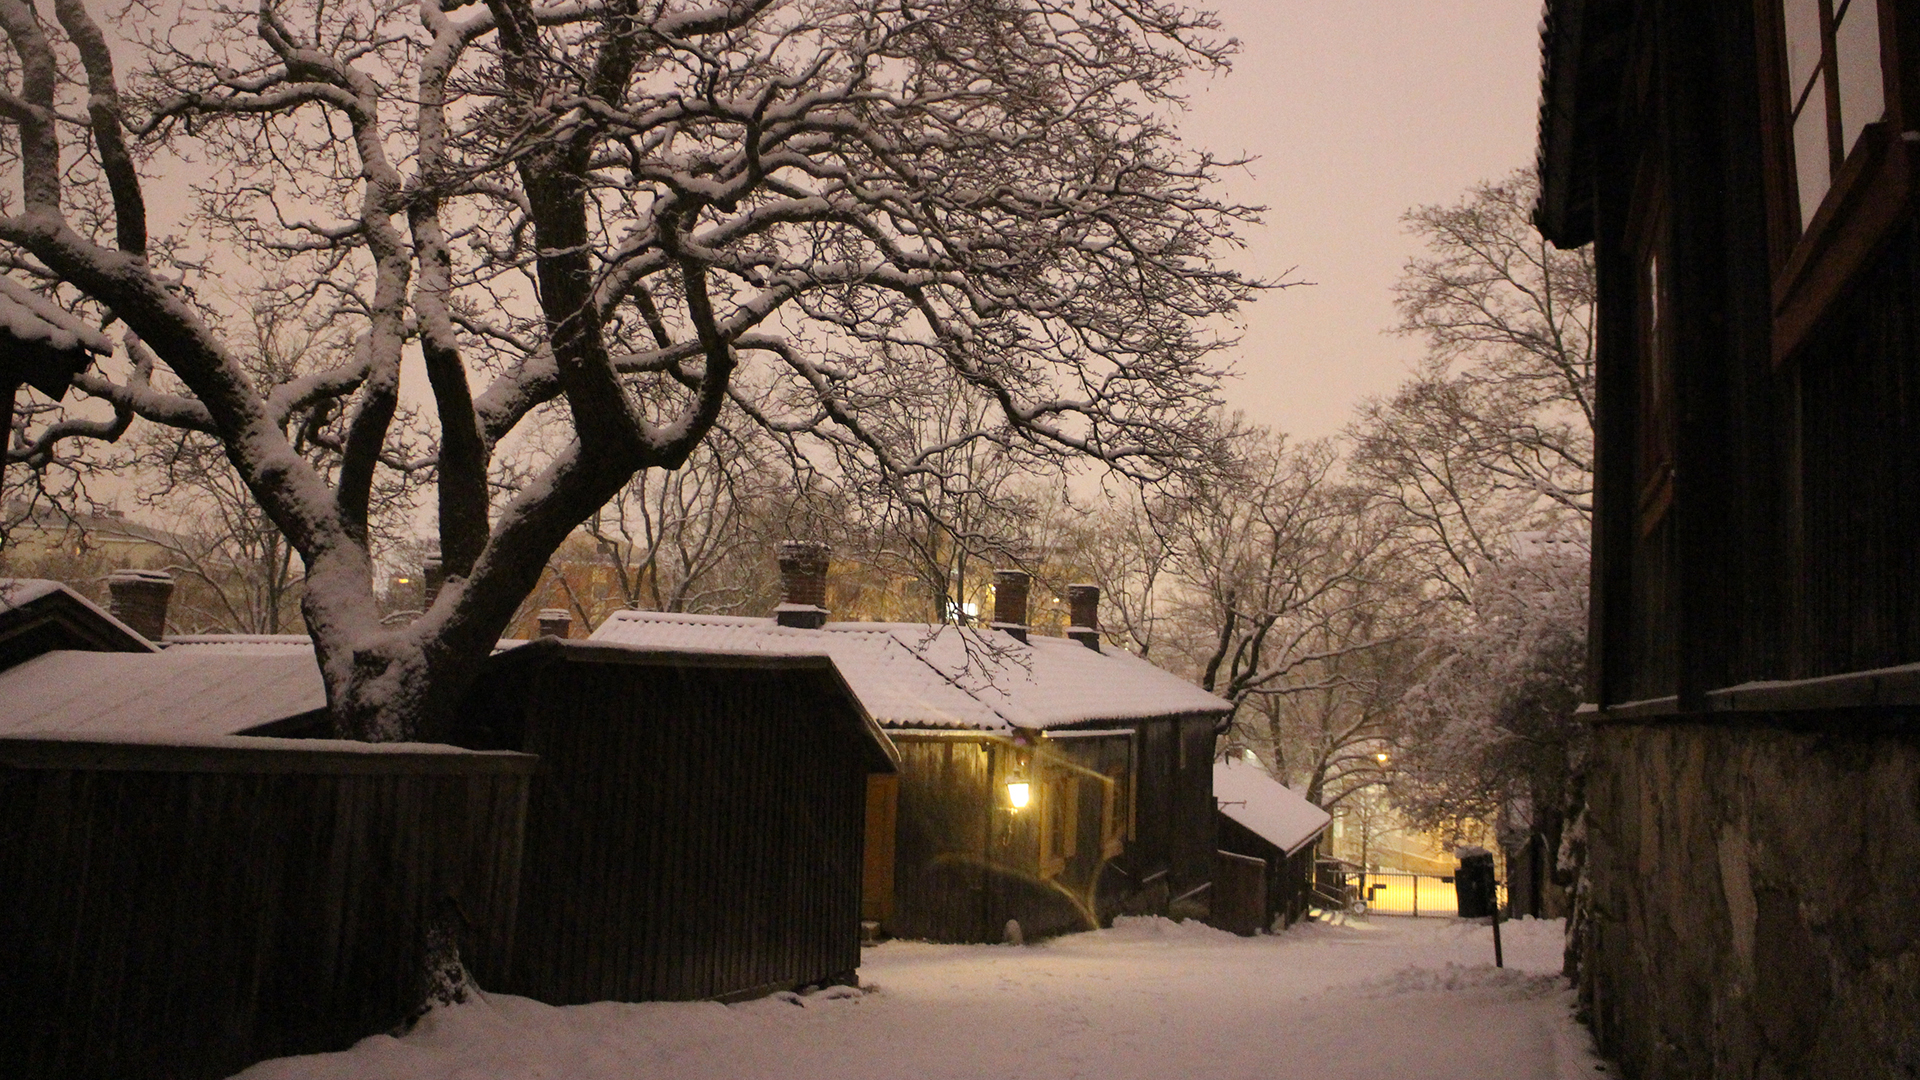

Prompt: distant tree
[
  {"left": 1170, "top": 429, "right": 1406, "bottom": 724},
  {"left": 1391, "top": 543, "right": 1588, "bottom": 888},
  {"left": 1059, "top": 482, "right": 1180, "bottom": 657},
  {"left": 0, "top": 0, "right": 1259, "bottom": 739},
  {"left": 582, "top": 423, "right": 791, "bottom": 618},
  {"left": 1350, "top": 169, "right": 1595, "bottom": 604},
  {"left": 837, "top": 387, "right": 1053, "bottom": 626}
]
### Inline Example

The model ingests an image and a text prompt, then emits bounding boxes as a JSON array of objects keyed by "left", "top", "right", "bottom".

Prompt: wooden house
[
  {"left": 452, "top": 637, "right": 899, "bottom": 1003},
  {"left": 0, "top": 577, "right": 157, "bottom": 670},
  {"left": 590, "top": 545, "right": 1232, "bottom": 943},
  {"left": 1210, "top": 756, "right": 1332, "bottom": 935},
  {"left": 1537, "top": 1, "right": 1920, "bottom": 1075}
]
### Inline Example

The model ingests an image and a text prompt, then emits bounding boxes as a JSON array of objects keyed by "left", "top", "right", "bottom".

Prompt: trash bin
[{"left": 1456, "top": 849, "right": 1497, "bottom": 918}]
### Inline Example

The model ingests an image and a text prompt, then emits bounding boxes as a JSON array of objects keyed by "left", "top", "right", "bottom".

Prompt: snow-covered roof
[
  {"left": 1213, "top": 758, "right": 1332, "bottom": 857},
  {"left": 0, "top": 577, "right": 158, "bottom": 665},
  {"left": 163, "top": 634, "right": 315, "bottom": 653},
  {"left": 0, "top": 649, "right": 327, "bottom": 738},
  {"left": 589, "top": 611, "right": 1229, "bottom": 732}
]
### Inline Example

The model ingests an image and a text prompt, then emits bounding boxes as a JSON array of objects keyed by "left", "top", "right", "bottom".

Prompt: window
[
  {"left": 1638, "top": 241, "right": 1674, "bottom": 530},
  {"left": 1782, "top": 0, "right": 1886, "bottom": 230},
  {"left": 1038, "top": 773, "right": 1077, "bottom": 879},
  {"left": 1631, "top": 172, "right": 1674, "bottom": 533},
  {"left": 1758, "top": 0, "right": 1910, "bottom": 362},
  {"left": 1100, "top": 771, "right": 1126, "bottom": 859}
]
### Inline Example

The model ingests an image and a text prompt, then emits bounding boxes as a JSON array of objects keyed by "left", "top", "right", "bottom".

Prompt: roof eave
[{"left": 1535, "top": 0, "right": 1596, "bottom": 248}]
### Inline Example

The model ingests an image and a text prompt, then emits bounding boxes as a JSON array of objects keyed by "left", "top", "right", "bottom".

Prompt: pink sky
[{"left": 1181, "top": 0, "right": 1548, "bottom": 440}]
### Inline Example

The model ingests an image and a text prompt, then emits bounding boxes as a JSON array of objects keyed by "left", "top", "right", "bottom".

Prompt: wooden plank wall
[
  {"left": 1173, "top": 717, "right": 1220, "bottom": 902},
  {"left": 1214, "top": 814, "right": 1317, "bottom": 931},
  {"left": 1587, "top": 1, "right": 1920, "bottom": 702},
  {"left": 887, "top": 736, "right": 995, "bottom": 942},
  {"left": 1788, "top": 216, "right": 1920, "bottom": 679},
  {"left": 1209, "top": 849, "right": 1266, "bottom": 936},
  {"left": 465, "top": 660, "right": 870, "bottom": 1003},
  {"left": 0, "top": 738, "right": 533, "bottom": 1080}
]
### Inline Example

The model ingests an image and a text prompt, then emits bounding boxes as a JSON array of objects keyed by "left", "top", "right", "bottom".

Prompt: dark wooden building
[
  {"left": 592, "top": 561, "right": 1231, "bottom": 944},
  {"left": 0, "top": 734, "right": 533, "bottom": 1080},
  {"left": 1538, "top": 1, "right": 1920, "bottom": 1075},
  {"left": 1210, "top": 756, "right": 1332, "bottom": 935},
  {"left": 453, "top": 638, "right": 898, "bottom": 1003}
]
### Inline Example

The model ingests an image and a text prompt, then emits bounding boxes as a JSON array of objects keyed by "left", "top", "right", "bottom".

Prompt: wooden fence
[{"left": 0, "top": 735, "right": 534, "bottom": 1080}]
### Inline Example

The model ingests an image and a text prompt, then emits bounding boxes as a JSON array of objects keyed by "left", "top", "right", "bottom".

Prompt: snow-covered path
[{"left": 237, "top": 917, "right": 1614, "bottom": 1079}]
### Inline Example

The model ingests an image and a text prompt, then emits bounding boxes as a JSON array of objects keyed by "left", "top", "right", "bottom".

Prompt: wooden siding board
[
  {"left": 462, "top": 657, "right": 870, "bottom": 1004},
  {"left": 0, "top": 748, "right": 529, "bottom": 1080}
]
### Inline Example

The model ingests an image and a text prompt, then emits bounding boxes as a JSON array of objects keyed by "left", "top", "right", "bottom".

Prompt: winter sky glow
[{"left": 1183, "top": 0, "right": 1547, "bottom": 441}]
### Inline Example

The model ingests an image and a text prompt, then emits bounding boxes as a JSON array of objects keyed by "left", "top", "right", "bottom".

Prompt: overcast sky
[{"left": 1179, "top": 0, "right": 1548, "bottom": 440}]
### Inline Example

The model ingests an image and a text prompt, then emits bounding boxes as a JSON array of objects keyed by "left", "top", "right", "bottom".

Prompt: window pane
[
  {"left": 1793, "top": 75, "right": 1833, "bottom": 227},
  {"left": 1783, "top": 0, "right": 1825, "bottom": 93},
  {"left": 1834, "top": 0, "right": 1884, "bottom": 157}
]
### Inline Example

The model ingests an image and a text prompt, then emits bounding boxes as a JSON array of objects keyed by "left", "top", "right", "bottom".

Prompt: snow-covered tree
[
  {"left": 0, "top": 0, "right": 1257, "bottom": 739},
  {"left": 1391, "top": 541, "right": 1588, "bottom": 868},
  {"left": 1173, "top": 428, "right": 1408, "bottom": 732}
]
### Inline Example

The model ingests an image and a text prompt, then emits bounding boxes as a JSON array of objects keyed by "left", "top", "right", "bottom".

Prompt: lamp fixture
[{"left": 1007, "top": 780, "right": 1031, "bottom": 809}]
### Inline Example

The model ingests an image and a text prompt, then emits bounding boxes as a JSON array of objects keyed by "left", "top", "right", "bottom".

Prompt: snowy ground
[{"left": 238, "top": 916, "right": 1615, "bottom": 1080}]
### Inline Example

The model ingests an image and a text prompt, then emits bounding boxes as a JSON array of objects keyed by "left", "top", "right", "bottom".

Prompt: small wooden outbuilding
[
  {"left": 1210, "top": 757, "right": 1332, "bottom": 935},
  {"left": 453, "top": 638, "right": 898, "bottom": 1003},
  {"left": 0, "top": 578, "right": 156, "bottom": 671}
]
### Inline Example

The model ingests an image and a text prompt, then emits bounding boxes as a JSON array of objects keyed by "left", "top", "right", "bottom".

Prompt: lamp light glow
[{"left": 1007, "top": 781, "right": 1031, "bottom": 809}]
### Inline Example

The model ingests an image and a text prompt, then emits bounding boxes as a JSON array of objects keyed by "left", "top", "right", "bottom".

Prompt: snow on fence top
[
  {"left": 1213, "top": 758, "right": 1333, "bottom": 856},
  {"left": 590, "top": 610, "right": 1230, "bottom": 731}
]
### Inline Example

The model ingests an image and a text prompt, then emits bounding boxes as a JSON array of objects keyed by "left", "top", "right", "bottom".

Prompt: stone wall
[{"left": 1582, "top": 720, "right": 1920, "bottom": 1079}]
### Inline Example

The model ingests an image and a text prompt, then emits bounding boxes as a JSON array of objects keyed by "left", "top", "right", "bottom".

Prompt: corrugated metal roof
[
  {"left": 589, "top": 611, "right": 1230, "bottom": 731},
  {"left": 1214, "top": 758, "right": 1332, "bottom": 857},
  {"left": 0, "top": 649, "right": 326, "bottom": 738}
]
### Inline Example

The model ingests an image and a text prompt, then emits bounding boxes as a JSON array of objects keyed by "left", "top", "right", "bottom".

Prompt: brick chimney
[
  {"left": 1066, "top": 583, "right": 1102, "bottom": 651},
  {"left": 107, "top": 568, "right": 173, "bottom": 644},
  {"left": 991, "top": 569, "right": 1030, "bottom": 643},
  {"left": 537, "top": 609, "right": 572, "bottom": 639},
  {"left": 422, "top": 553, "right": 445, "bottom": 609},
  {"left": 775, "top": 540, "right": 830, "bottom": 629}
]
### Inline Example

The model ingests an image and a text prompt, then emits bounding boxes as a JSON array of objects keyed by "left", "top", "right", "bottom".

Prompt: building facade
[{"left": 1538, "top": 2, "right": 1920, "bottom": 1076}]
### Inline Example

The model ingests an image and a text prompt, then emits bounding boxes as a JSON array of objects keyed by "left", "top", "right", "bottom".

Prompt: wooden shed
[
  {"left": 1537, "top": 1, "right": 1920, "bottom": 1074},
  {"left": 452, "top": 638, "right": 898, "bottom": 1004},
  {"left": 591, "top": 568, "right": 1230, "bottom": 944},
  {"left": 0, "top": 734, "right": 533, "bottom": 1080},
  {"left": 1210, "top": 757, "right": 1332, "bottom": 935}
]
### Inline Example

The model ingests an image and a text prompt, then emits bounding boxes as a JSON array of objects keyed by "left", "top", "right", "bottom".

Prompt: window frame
[
  {"left": 1038, "top": 771, "right": 1077, "bottom": 879},
  {"left": 1630, "top": 163, "right": 1675, "bottom": 536},
  {"left": 1757, "top": 0, "right": 1918, "bottom": 365}
]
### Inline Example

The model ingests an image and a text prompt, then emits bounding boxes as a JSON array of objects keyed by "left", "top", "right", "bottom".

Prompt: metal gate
[{"left": 1357, "top": 872, "right": 1460, "bottom": 917}]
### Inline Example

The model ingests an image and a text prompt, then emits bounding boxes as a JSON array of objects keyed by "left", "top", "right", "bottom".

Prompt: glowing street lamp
[{"left": 1007, "top": 779, "right": 1031, "bottom": 809}]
